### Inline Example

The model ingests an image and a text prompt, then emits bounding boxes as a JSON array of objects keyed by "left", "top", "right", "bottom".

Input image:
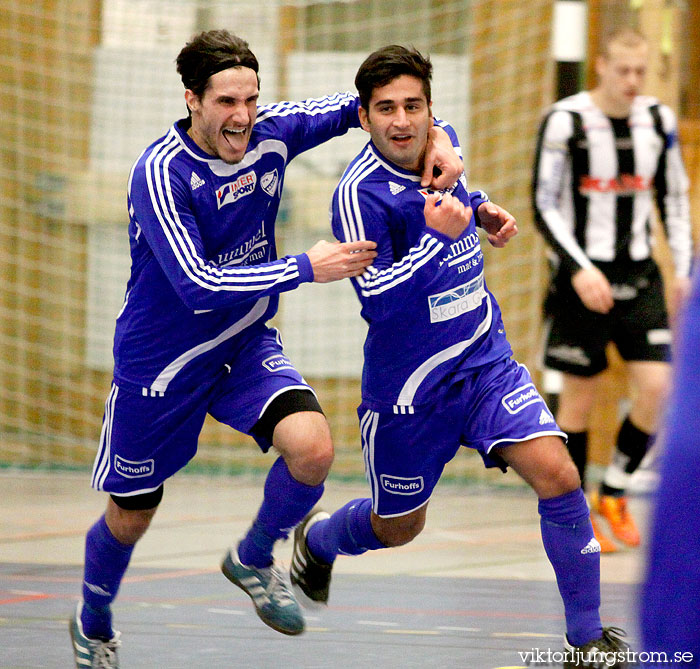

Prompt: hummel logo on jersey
[
  {"left": 580, "top": 537, "right": 602, "bottom": 555},
  {"left": 539, "top": 409, "right": 554, "bottom": 425},
  {"left": 389, "top": 181, "right": 405, "bottom": 195},
  {"left": 190, "top": 171, "right": 205, "bottom": 190}
]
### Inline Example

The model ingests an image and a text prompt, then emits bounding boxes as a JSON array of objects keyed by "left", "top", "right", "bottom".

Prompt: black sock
[{"left": 600, "top": 417, "right": 651, "bottom": 496}]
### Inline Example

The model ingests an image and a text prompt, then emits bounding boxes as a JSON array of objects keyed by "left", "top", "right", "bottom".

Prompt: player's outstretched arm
[
  {"left": 421, "top": 126, "right": 463, "bottom": 189},
  {"left": 423, "top": 193, "right": 472, "bottom": 241},
  {"left": 306, "top": 239, "right": 377, "bottom": 283},
  {"left": 477, "top": 202, "right": 518, "bottom": 248}
]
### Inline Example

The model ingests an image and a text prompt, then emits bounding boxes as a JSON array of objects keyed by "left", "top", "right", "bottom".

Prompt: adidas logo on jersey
[
  {"left": 190, "top": 171, "right": 205, "bottom": 190},
  {"left": 538, "top": 409, "right": 554, "bottom": 425},
  {"left": 580, "top": 537, "right": 601, "bottom": 555},
  {"left": 389, "top": 181, "right": 405, "bottom": 195}
]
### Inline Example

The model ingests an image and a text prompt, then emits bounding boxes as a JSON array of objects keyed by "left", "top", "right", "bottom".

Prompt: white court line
[{"left": 207, "top": 608, "right": 246, "bottom": 615}]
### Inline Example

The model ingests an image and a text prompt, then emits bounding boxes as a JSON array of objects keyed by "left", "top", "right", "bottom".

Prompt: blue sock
[
  {"left": 538, "top": 488, "right": 602, "bottom": 647},
  {"left": 81, "top": 515, "right": 134, "bottom": 640},
  {"left": 306, "top": 498, "right": 385, "bottom": 564},
  {"left": 238, "top": 457, "right": 324, "bottom": 568}
]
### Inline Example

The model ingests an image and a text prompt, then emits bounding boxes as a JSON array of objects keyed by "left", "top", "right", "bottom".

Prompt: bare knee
[
  {"left": 105, "top": 498, "right": 159, "bottom": 545},
  {"left": 291, "top": 437, "right": 334, "bottom": 485},
  {"left": 371, "top": 508, "right": 426, "bottom": 547},
  {"left": 537, "top": 455, "right": 581, "bottom": 499},
  {"left": 274, "top": 412, "right": 334, "bottom": 486},
  {"left": 501, "top": 436, "right": 581, "bottom": 499}
]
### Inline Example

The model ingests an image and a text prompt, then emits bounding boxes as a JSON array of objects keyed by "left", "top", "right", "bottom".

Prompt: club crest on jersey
[
  {"left": 261, "top": 169, "right": 279, "bottom": 197},
  {"left": 216, "top": 171, "right": 257, "bottom": 209},
  {"left": 417, "top": 187, "right": 443, "bottom": 201},
  {"left": 418, "top": 181, "right": 459, "bottom": 200}
]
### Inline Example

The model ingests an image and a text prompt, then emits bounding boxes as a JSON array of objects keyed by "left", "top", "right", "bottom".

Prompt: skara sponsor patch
[{"left": 428, "top": 275, "right": 486, "bottom": 323}]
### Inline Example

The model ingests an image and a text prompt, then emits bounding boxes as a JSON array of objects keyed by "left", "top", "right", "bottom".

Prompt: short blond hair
[{"left": 600, "top": 27, "right": 648, "bottom": 58}]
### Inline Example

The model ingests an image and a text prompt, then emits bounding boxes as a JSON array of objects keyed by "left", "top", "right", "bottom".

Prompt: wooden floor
[{"left": 0, "top": 471, "right": 647, "bottom": 668}]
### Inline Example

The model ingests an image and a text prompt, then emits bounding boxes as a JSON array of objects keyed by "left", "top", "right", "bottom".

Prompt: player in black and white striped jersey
[{"left": 532, "top": 27, "right": 694, "bottom": 553}]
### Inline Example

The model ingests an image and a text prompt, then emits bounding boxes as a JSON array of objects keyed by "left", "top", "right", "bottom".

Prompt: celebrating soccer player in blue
[
  {"left": 69, "top": 30, "right": 464, "bottom": 667},
  {"left": 289, "top": 45, "right": 629, "bottom": 666}
]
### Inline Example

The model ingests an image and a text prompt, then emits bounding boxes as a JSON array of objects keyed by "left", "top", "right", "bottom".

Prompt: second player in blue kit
[{"left": 290, "top": 45, "right": 630, "bottom": 667}]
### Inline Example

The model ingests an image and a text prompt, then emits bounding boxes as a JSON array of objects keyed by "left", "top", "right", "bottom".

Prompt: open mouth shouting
[
  {"left": 223, "top": 126, "right": 248, "bottom": 145},
  {"left": 219, "top": 126, "right": 250, "bottom": 162}
]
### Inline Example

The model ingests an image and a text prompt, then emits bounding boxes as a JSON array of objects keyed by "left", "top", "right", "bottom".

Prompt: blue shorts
[
  {"left": 358, "top": 357, "right": 566, "bottom": 517},
  {"left": 91, "top": 328, "right": 313, "bottom": 495}
]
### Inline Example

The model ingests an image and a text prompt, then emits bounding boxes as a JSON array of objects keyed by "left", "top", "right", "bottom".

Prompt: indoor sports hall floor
[{"left": 0, "top": 471, "right": 646, "bottom": 668}]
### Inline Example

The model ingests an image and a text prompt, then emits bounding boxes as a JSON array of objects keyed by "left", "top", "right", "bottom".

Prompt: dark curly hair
[
  {"left": 176, "top": 29, "right": 259, "bottom": 102},
  {"left": 355, "top": 45, "right": 432, "bottom": 110}
]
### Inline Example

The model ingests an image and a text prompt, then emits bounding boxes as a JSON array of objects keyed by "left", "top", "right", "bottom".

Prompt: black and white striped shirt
[{"left": 532, "top": 92, "right": 692, "bottom": 278}]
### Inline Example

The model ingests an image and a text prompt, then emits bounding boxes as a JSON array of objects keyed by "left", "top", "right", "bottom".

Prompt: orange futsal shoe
[
  {"left": 589, "top": 513, "right": 618, "bottom": 554},
  {"left": 592, "top": 492, "right": 641, "bottom": 547}
]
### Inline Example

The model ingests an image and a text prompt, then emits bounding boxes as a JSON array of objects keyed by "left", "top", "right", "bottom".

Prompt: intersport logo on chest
[{"left": 216, "top": 171, "right": 257, "bottom": 209}]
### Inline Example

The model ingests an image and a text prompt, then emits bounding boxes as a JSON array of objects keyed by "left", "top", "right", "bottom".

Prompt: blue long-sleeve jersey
[
  {"left": 331, "top": 121, "right": 513, "bottom": 413},
  {"left": 114, "top": 93, "right": 360, "bottom": 394}
]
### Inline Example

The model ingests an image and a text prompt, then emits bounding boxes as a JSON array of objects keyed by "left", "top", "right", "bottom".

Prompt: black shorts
[{"left": 543, "top": 261, "right": 671, "bottom": 376}]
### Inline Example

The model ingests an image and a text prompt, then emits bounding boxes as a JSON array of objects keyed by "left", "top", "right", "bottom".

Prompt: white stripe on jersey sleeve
[
  {"left": 338, "top": 147, "right": 379, "bottom": 242},
  {"left": 140, "top": 130, "right": 301, "bottom": 296},
  {"left": 256, "top": 92, "right": 356, "bottom": 123},
  {"left": 657, "top": 105, "right": 693, "bottom": 278},
  {"left": 336, "top": 146, "right": 445, "bottom": 297},
  {"left": 357, "top": 235, "right": 443, "bottom": 297},
  {"left": 535, "top": 109, "right": 594, "bottom": 271}
]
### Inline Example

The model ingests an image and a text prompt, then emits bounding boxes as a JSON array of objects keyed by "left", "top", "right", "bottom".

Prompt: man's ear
[
  {"left": 358, "top": 106, "right": 370, "bottom": 133},
  {"left": 184, "top": 89, "right": 199, "bottom": 114},
  {"left": 595, "top": 54, "right": 606, "bottom": 80}
]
